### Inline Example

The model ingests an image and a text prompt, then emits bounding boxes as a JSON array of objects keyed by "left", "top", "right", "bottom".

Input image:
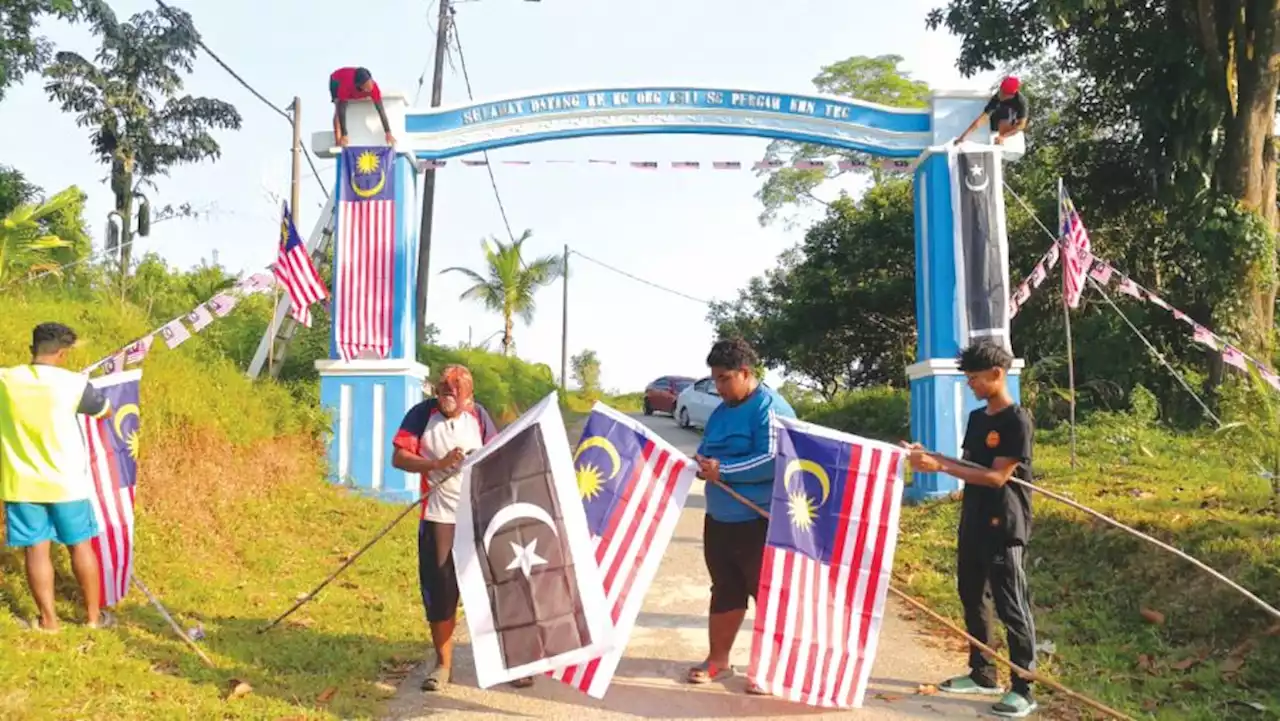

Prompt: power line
[
  {"left": 450, "top": 7, "right": 517, "bottom": 245},
  {"left": 570, "top": 249, "right": 711, "bottom": 305},
  {"left": 152, "top": 0, "right": 330, "bottom": 201}
]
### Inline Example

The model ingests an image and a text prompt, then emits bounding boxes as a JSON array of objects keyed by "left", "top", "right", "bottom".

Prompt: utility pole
[
  {"left": 561, "top": 244, "right": 569, "bottom": 390},
  {"left": 415, "top": 0, "right": 451, "bottom": 346},
  {"left": 270, "top": 97, "right": 303, "bottom": 378}
]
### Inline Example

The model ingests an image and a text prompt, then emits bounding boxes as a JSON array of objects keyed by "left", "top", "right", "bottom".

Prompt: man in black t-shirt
[
  {"left": 907, "top": 341, "right": 1039, "bottom": 718},
  {"left": 956, "top": 76, "right": 1029, "bottom": 146}
]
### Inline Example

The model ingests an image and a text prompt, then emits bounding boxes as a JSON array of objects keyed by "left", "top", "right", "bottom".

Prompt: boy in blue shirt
[{"left": 684, "top": 337, "right": 795, "bottom": 694}]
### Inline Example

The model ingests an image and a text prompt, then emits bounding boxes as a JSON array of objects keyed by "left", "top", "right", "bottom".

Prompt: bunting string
[{"left": 84, "top": 271, "right": 278, "bottom": 375}]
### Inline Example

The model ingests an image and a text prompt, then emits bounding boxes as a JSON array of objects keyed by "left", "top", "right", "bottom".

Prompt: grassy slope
[
  {"left": 0, "top": 294, "right": 428, "bottom": 720},
  {"left": 894, "top": 414, "right": 1280, "bottom": 720}
]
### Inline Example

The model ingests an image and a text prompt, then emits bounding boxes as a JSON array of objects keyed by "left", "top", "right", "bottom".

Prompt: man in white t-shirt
[{"left": 392, "top": 364, "right": 512, "bottom": 692}]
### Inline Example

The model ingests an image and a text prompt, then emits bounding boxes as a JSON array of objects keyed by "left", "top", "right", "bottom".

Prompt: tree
[
  {"left": 926, "top": 0, "right": 1280, "bottom": 357},
  {"left": 711, "top": 179, "right": 918, "bottom": 396},
  {"left": 0, "top": 0, "right": 111, "bottom": 102},
  {"left": 0, "top": 186, "right": 80, "bottom": 285},
  {"left": 571, "top": 349, "right": 602, "bottom": 398},
  {"left": 442, "top": 230, "right": 564, "bottom": 356},
  {"left": 754, "top": 55, "right": 931, "bottom": 226},
  {"left": 43, "top": 4, "right": 241, "bottom": 278}
]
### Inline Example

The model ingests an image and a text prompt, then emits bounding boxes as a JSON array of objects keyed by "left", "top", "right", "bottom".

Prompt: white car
[{"left": 675, "top": 376, "right": 721, "bottom": 429}]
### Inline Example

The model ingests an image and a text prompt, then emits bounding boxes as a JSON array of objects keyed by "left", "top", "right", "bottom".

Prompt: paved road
[{"left": 384, "top": 414, "right": 992, "bottom": 720}]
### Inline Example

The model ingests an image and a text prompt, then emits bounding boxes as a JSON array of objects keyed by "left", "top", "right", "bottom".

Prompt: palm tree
[
  {"left": 442, "top": 230, "right": 565, "bottom": 356},
  {"left": 0, "top": 187, "right": 79, "bottom": 286}
]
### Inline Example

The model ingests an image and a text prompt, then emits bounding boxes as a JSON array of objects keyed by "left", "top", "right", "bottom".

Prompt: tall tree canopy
[
  {"left": 43, "top": 4, "right": 241, "bottom": 277},
  {"left": 926, "top": 0, "right": 1280, "bottom": 356},
  {"left": 754, "top": 55, "right": 931, "bottom": 227}
]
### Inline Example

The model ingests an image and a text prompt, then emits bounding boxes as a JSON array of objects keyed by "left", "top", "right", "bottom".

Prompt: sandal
[
  {"left": 509, "top": 676, "right": 534, "bottom": 689},
  {"left": 86, "top": 611, "right": 116, "bottom": 630},
  {"left": 421, "top": 665, "right": 451, "bottom": 692},
  {"left": 17, "top": 618, "right": 60, "bottom": 634},
  {"left": 686, "top": 661, "right": 734, "bottom": 685},
  {"left": 745, "top": 679, "right": 769, "bottom": 696}
]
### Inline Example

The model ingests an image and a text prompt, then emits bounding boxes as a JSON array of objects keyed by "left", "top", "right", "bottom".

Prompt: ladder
[{"left": 247, "top": 194, "right": 336, "bottom": 380}]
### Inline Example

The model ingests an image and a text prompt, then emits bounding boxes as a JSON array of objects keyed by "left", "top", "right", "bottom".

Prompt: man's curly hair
[
  {"left": 706, "top": 336, "right": 758, "bottom": 371},
  {"left": 957, "top": 341, "right": 1013, "bottom": 373}
]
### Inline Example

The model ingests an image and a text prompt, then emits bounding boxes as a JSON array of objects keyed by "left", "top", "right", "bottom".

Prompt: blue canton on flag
[
  {"left": 748, "top": 416, "right": 905, "bottom": 708},
  {"left": 548, "top": 403, "right": 696, "bottom": 698}
]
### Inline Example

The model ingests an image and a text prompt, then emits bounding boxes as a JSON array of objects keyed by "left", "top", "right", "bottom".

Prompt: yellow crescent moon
[
  {"left": 113, "top": 403, "right": 140, "bottom": 440},
  {"left": 574, "top": 436, "right": 621, "bottom": 480},
  {"left": 351, "top": 169, "right": 387, "bottom": 199},
  {"left": 784, "top": 458, "right": 831, "bottom": 507}
]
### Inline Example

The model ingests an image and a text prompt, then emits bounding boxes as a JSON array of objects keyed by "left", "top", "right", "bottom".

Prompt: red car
[{"left": 643, "top": 375, "right": 695, "bottom": 416}]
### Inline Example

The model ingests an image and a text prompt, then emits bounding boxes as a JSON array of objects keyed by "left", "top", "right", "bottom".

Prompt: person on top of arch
[
  {"left": 329, "top": 66, "right": 396, "bottom": 148},
  {"left": 956, "top": 75, "right": 1028, "bottom": 146}
]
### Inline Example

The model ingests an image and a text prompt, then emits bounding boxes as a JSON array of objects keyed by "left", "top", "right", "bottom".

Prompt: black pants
[
  {"left": 418, "top": 520, "right": 460, "bottom": 623},
  {"left": 703, "top": 516, "right": 769, "bottom": 613},
  {"left": 958, "top": 541, "right": 1037, "bottom": 695}
]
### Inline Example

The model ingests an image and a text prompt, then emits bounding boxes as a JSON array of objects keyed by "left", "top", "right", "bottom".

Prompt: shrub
[
  {"left": 793, "top": 386, "right": 909, "bottom": 443},
  {"left": 420, "top": 344, "right": 558, "bottom": 423}
]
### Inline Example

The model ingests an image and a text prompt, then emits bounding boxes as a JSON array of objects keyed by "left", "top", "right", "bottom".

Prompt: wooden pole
[
  {"left": 1059, "top": 177, "right": 1078, "bottom": 468},
  {"left": 704, "top": 475, "right": 1131, "bottom": 720},
  {"left": 131, "top": 573, "right": 215, "bottom": 667}
]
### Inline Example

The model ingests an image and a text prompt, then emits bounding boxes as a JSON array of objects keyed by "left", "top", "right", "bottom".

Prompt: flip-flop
[
  {"left": 745, "top": 679, "right": 769, "bottom": 696},
  {"left": 16, "top": 618, "right": 60, "bottom": 634},
  {"left": 420, "top": 665, "right": 451, "bottom": 692},
  {"left": 86, "top": 611, "right": 116, "bottom": 630},
  {"left": 509, "top": 676, "right": 534, "bottom": 689},
  {"left": 686, "top": 661, "right": 734, "bottom": 685}
]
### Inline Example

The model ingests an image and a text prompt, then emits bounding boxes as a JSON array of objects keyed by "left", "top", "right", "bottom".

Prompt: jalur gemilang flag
[
  {"left": 453, "top": 393, "right": 617, "bottom": 689},
  {"left": 83, "top": 369, "right": 143, "bottom": 608},
  {"left": 748, "top": 416, "right": 906, "bottom": 708},
  {"left": 549, "top": 403, "right": 697, "bottom": 698},
  {"left": 334, "top": 146, "right": 396, "bottom": 360}
]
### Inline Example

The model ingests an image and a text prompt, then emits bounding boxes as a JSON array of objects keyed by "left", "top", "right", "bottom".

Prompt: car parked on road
[
  {"left": 675, "top": 376, "right": 721, "bottom": 429},
  {"left": 643, "top": 375, "right": 695, "bottom": 416}
]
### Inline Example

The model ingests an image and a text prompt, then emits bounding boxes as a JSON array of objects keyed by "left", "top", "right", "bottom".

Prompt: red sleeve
[
  {"left": 393, "top": 400, "right": 433, "bottom": 455},
  {"left": 369, "top": 81, "right": 383, "bottom": 104}
]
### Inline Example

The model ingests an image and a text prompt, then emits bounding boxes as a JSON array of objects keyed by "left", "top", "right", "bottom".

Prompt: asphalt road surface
[{"left": 385, "top": 414, "right": 993, "bottom": 720}]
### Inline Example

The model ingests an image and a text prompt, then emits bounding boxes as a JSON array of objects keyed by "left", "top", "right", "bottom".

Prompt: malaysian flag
[
  {"left": 83, "top": 369, "right": 142, "bottom": 608},
  {"left": 336, "top": 147, "right": 396, "bottom": 360},
  {"left": 1060, "top": 184, "right": 1093, "bottom": 309},
  {"left": 275, "top": 202, "right": 328, "bottom": 327},
  {"left": 549, "top": 403, "right": 697, "bottom": 698},
  {"left": 748, "top": 416, "right": 905, "bottom": 708}
]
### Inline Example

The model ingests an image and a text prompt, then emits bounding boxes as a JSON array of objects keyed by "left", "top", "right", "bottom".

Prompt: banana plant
[{"left": 0, "top": 186, "right": 78, "bottom": 286}]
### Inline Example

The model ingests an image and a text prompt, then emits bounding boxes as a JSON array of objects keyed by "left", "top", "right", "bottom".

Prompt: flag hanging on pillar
[
  {"left": 83, "top": 369, "right": 142, "bottom": 608},
  {"left": 549, "top": 403, "right": 697, "bottom": 698},
  {"left": 951, "top": 148, "right": 1012, "bottom": 351},
  {"left": 335, "top": 146, "right": 396, "bottom": 360},
  {"left": 453, "top": 393, "right": 616, "bottom": 689},
  {"left": 748, "top": 416, "right": 906, "bottom": 708}
]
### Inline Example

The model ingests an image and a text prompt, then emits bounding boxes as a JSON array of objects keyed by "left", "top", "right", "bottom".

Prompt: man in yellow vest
[{"left": 0, "top": 323, "right": 114, "bottom": 631}]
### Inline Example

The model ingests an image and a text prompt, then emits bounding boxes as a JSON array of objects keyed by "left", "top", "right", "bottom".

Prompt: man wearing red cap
[{"left": 957, "top": 76, "right": 1028, "bottom": 146}]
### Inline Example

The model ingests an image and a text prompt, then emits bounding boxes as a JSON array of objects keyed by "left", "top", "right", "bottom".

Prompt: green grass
[{"left": 893, "top": 413, "right": 1280, "bottom": 720}]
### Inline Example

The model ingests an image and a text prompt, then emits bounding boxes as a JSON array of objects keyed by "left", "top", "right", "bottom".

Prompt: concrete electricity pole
[
  {"left": 561, "top": 244, "right": 569, "bottom": 389},
  {"left": 415, "top": 0, "right": 452, "bottom": 347}
]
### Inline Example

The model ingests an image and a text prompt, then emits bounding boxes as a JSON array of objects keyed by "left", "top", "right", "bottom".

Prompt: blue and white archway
[{"left": 310, "top": 86, "right": 1023, "bottom": 503}]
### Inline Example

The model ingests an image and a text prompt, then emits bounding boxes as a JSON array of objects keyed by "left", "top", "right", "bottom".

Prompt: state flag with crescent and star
[
  {"left": 548, "top": 402, "right": 697, "bottom": 698},
  {"left": 83, "top": 369, "right": 143, "bottom": 608},
  {"left": 951, "top": 147, "right": 1012, "bottom": 351},
  {"left": 452, "top": 392, "right": 617, "bottom": 689},
  {"left": 334, "top": 146, "right": 396, "bottom": 360},
  {"left": 747, "top": 415, "right": 906, "bottom": 709}
]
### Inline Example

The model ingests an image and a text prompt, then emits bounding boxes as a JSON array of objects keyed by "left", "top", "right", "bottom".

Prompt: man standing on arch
[
  {"left": 956, "top": 76, "right": 1029, "bottom": 146},
  {"left": 329, "top": 66, "right": 395, "bottom": 147}
]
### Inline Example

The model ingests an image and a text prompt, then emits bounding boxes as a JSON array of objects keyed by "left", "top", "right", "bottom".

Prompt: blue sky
[{"left": 1, "top": 0, "right": 996, "bottom": 391}]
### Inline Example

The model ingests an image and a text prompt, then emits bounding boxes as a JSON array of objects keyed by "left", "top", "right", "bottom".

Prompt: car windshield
[{"left": 673, "top": 379, "right": 693, "bottom": 392}]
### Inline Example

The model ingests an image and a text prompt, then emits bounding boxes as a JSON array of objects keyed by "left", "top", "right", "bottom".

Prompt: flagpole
[
  {"left": 130, "top": 572, "right": 215, "bottom": 667},
  {"left": 1059, "top": 177, "right": 1078, "bottom": 468}
]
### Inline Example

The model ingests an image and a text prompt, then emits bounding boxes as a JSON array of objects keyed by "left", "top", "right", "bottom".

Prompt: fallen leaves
[
  {"left": 915, "top": 683, "right": 938, "bottom": 696},
  {"left": 316, "top": 686, "right": 338, "bottom": 705},
  {"left": 874, "top": 692, "right": 903, "bottom": 703},
  {"left": 1139, "top": 607, "right": 1166, "bottom": 625}
]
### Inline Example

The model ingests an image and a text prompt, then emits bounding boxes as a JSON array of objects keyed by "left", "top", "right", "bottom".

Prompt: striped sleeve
[
  {"left": 719, "top": 405, "right": 780, "bottom": 484},
  {"left": 393, "top": 400, "right": 433, "bottom": 456}
]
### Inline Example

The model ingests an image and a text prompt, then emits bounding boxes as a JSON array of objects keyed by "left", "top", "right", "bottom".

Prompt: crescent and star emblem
[
  {"left": 113, "top": 403, "right": 141, "bottom": 459},
  {"left": 350, "top": 150, "right": 387, "bottom": 199},
  {"left": 573, "top": 435, "right": 621, "bottom": 500},
  {"left": 784, "top": 458, "right": 831, "bottom": 532},
  {"left": 964, "top": 162, "right": 989, "bottom": 193},
  {"left": 481, "top": 502, "right": 559, "bottom": 579}
]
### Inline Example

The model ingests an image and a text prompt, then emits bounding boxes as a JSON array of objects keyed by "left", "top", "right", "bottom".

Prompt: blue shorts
[{"left": 4, "top": 500, "right": 100, "bottom": 548}]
